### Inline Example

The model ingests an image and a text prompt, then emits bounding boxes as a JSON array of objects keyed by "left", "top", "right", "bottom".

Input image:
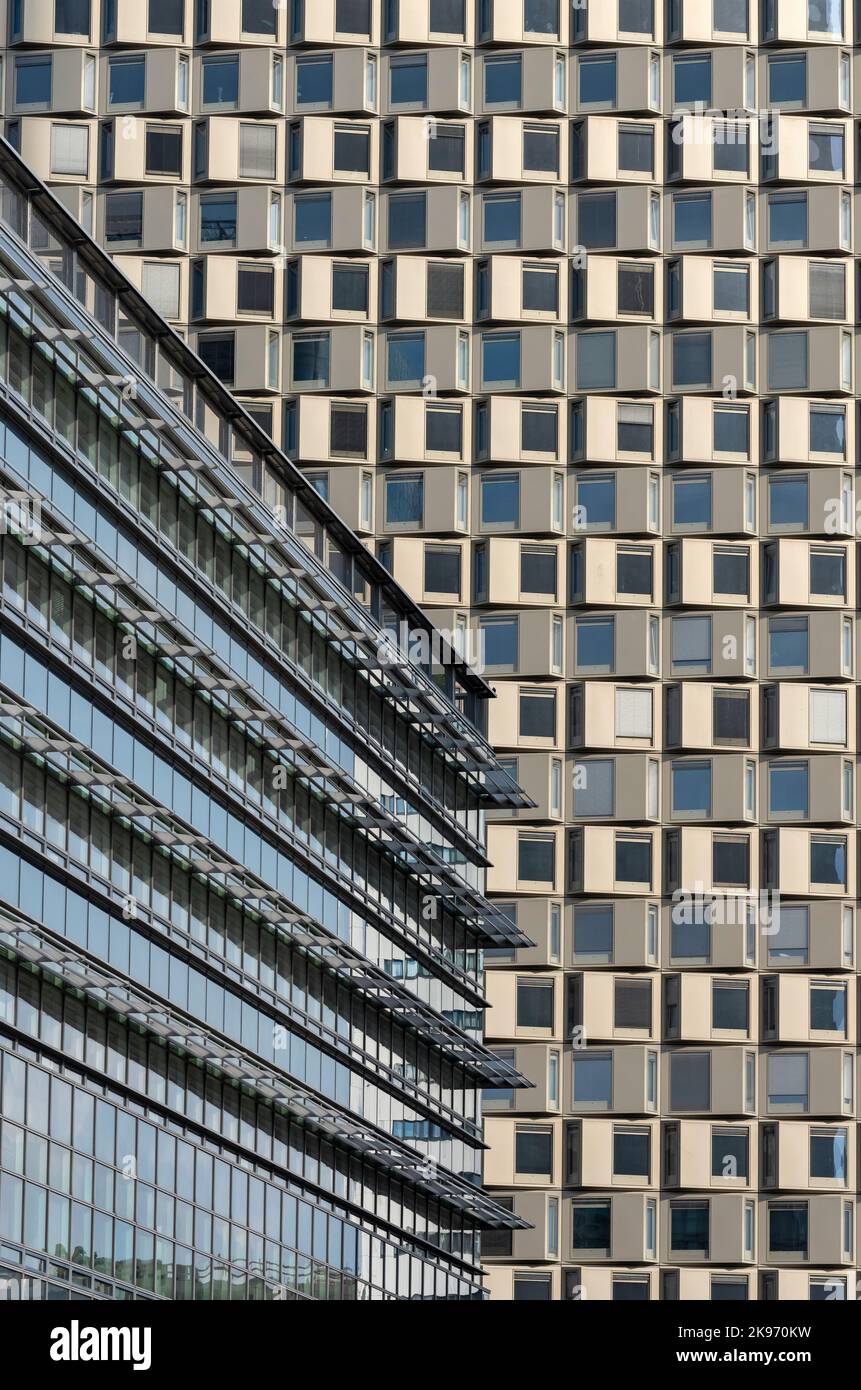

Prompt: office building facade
[
  {"left": 0, "top": 135, "right": 529, "bottom": 1300},
  {"left": 3, "top": 0, "right": 861, "bottom": 1302}
]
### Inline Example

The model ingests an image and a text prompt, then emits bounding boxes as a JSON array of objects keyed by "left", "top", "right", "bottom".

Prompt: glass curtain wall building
[
  {"left": 0, "top": 137, "right": 531, "bottom": 1301},
  {"left": 3, "top": 0, "right": 861, "bottom": 1303}
]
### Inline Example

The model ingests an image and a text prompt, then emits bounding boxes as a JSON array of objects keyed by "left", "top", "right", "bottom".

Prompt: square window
[
  {"left": 769, "top": 617, "right": 808, "bottom": 673},
  {"left": 578, "top": 192, "right": 616, "bottom": 249},
  {"left": 50, "top": 125, "right": 88, "bottom": 176},
  {"left": 713, "top": 982, "right": 749, "bottom": 1031},
  {"left": 334, "top": 126, "right": 370, "bottom": 174},
  {"left": 516, "top": 979, "right": 554, "bottom": 1029},
  {"left": 618, "top": 125, "right": 653, "bottom": 174},
  {"left": 482, "top": 333, "right": 521, "bottom": 388},
  {"left": 148, "top": 0, "right": 183, "bottom": 34},
  {"left": 618, "top": 264, "right": 654, "bottom": 315},
  {"left": 145, "top": 125, "right": 182, "bottom": 176},
  {"left": 485, "top": 55, "right": 522, "bottom": 107},
  {"left": 202, "top": 55, "right": 239, "bottom": 107},
  {"left": 579, "top": 56, "right": 616, "bottom": 109},
  {"left": 810, "top": 549, "right": 845, "bottom": 598},
  {"left": 429, "top": 125, "right": 465, "bottom": 174},
  {"left": 574, "top": 906, "right": 613, "bottom": 961},
  {"left": 387, "top": 332, "right": 425, "bottom": 386},
  {"left": 614, "top": 978, "right": 652, "bottom": 1028},
  {"left": 292, "top": 333, "right": 330, "bottom": 386},
  {"left": 613, "top": 1129, "right": 650, "bottom": 1178},
  {"left": 713, "top": 406, "right": 749, "bottom": 454},
  {"left": 515, "top": 1129, "right": 552, "bottom": 1175},
  {"left": 523, "top": 125, "right": 559, "bottom": 174},
  {"left": 332, "top": 264, "right": 369, "bottom": 313},
  {"left": 239, "top": 124, "right": 276, "bottom": 180},
  {"left": 713, "top": 690, "right": 749, "bottom": 744},
  {"left": 56, "top": 0, "right": 90, "bottom": 34},
  {"left": 481, "top": 617, "right": 518, "bottom": 669},
  {"left": 808, "top": 125, "right": 843, "bottom": 175},
  {"left": 297, "top": 56, "right": 334, "bottom": 107},
  {"left": 481, "top": 473, "right": 519, "bottom": 527},
  {"left": 672, "top": 616, "right": 711, "bottom": 671},
  {"left": 483, "top": 193, "right": 521, "bottom": 247},
  {"left": 576, "top": 332, "right": 616, "bottom": 390},
  {"left": 576, "top": 618, "right": 614, "bottom": 673},
  {"left": 769, "top": 332, "right": 809, "bottom": 390},
  {"left": 671, "top": 1053, "right": 710, "bottom": 1110},
  {"left": 388, "top": 193, "right": 426, "bottom": 250},
  {"left": 810, "top": 840, "right": 846, "bottom": 889},
  {"left": 673, "top": 194, "right": 711, "bottom": 248},
  {"left": 575, "top": 759, "right": 614, "bottom": 817},
  {"left": 573, "top": 1053, "right": 612, "bottom": 1106},
  {"left": 523, "top": 265, "right": 558, "bottom": 312},
  {"left": 713, "top": 265, "right": 749, "bottom": 314},
  {"left": 713, "top": 547, "right": 749, "bottom": 596},
  {"left": 768, "top": 194, "right": 807, "bottom": 249},
  {"left": 673, "top": 333, "right": 712, "bottom": 387},
  {"left": 615, "top": 836, "right": 652, "bottom": 885},
  {"left": 518, "top": 835, "right": 555, "bottom": 882},
  {"left": 16, "top": 57, "right": 53, "bottom": 108},
  {"left": 713, "top": 836, "right": 749, "bottom": 887},
  {"left": 519, "top": 690, "right": 556, "bottom": 739}
]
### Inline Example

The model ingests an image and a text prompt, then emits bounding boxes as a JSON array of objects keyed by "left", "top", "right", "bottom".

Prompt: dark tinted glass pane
[
  {"left": 515, "top": 1130, "right": 552, "bottom": 1173},
  {"left": 518, "top": 838, "right": 554, "bottom": 881},
  {"left": 426, "top": 407, "right": 462, "bottom": 452},
  {"left": 429, "top": 0, "right": 465, "bottom": 32},
  {"left": 523, "top": 128, "right": 559, "bottom": 172},
  {"left": 332, "top": 266, "right": 369, "bottom": 312},
  {"left": 198, "top": 335, "right": 235, "bottom": 383},
  {"left": 426, "top": 264, "right": 464, "bottom": 317},
  {"left": 242, "top": 0, "right": 277, "bottom": 33},
  {"left": 810, "top": 409, "right": 845, "bottom": 454},
  {"left": 713, "top": 692, "right": 749, "bottom": 742},
  {"left": 769, "top": 1206, "right": 807, "bottom": 1252},
  {"left": 712, "top": 1132, "right": 748, "bottom": 1178},
  {"left": 517, "top": 982, "right": 553, "bottom": 1028},
  {"left": 524, "top": 0, "right": 559, "bottom": 32},
  {"left": 522, "top": 408, "right": 557, "bottom": 452},
  {"left": 618, "top": 265, "right": 653, "bottom": 313},
  {"left": 148, "top": 0, "right": 183, "bottom": 34},
  {"left": 108, "top": 58, "right": 145, "bottom": 106},
  {"left": 618, "top": 126, "right": 653, "bottom": 172},
  {"left": 670, "top": 1054, "right": 710, "bottom": 1109},
  {"left": 671, "top": 1206, "right": 709, "bottom": 1251},
  {"left": 56, "top": 0, "right": 90, "bottom": 32},
  {"left": 713, "top": 550, "right": 749, "bottom": 594},
  {"left": 523, "top": 268, "right": 558, "bottom": 311},
  {"left": 330, "top": 407, "right": 367, "bottom": 456},
  {"left": 519, "top": 693, "right": 555, "bottom": 737},
  {"left": 428, "top": 128, "right": 465, "bottom": 172},
  {"left": 146, "top": 128, "right": 182, "bottom": 175},
  {"left": 424, "top": 548, "right": 461, "bottom": 593},
  {"left": 713, "top": 985, "right": 749, "bottom": 1030},
  {"left": 334, "top": 129, "right": 370, "bottom": 172},
  {"left": 296, "top": 58, "right": 333, "bottom": 105},
  {"left": 810, "top": 551, "right": 845, "bottom": 596},
  {"left": 237, "top": 267, "right": 274, "bottom": 313},
  {"left": 713, "top": 838, "right": 749, "bottom": 885},
  {"left": 388, "top": 194, "right": 426, "bottom": 249},
  {"left": 573, "top": 1204, "right": 610, "bottom": 1248},
  {"left": 579, "top": 193, "right": 616, "bottom": 249},
  {"left": 614, "top": 980, "right": 651, "bottom": 1027}
]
